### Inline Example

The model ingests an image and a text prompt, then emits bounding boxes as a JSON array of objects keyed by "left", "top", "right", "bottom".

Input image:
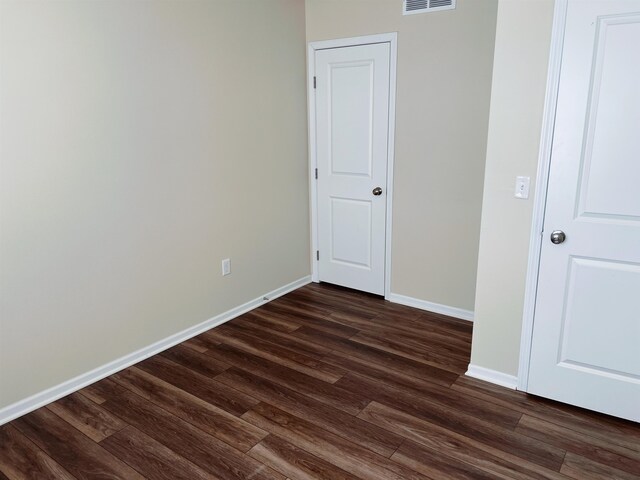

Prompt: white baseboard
[
  {"left": 465, "top": 364, "right": 518, "bottom": 390},
  {"left": 386, "top": 292, "right": 474, "bottom": 322},
  {"left": 0, "top": 275, "right": 311, "bottom": 426}
]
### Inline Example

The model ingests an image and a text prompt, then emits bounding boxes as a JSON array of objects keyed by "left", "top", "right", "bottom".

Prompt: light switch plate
[
  {"left": 222, "top": 258, "right": 231, "bottom": 276},
  {"left": 515, "top": 176, "right": 530, "bottom": 199}
]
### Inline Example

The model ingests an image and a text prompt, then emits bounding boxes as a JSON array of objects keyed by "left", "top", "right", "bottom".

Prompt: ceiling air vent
[{"left": 403, "top": 0, "right": 456, "bottom": 15}]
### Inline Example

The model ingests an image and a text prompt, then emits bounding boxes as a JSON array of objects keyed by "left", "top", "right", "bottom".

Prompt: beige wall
[
  {"left": 0, "top": 0, "right": 309, "bottom": 409},
  {"left": 470, "top": 0, "right": 555, "bottom": 376},
  {"left": 305, "top": 0, "right": 498, "bottom": 312}
]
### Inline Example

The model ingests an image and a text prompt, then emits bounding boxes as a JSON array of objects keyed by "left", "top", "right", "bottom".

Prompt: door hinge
[
  {"left": 315, "top": 168, "right": 318, "bottom": 179},
  {"left": 313, "top": 76, "right": 316, "bottom": 89},
  {"left": 316, "top": 250, "right": 319, "bottom": 261}
]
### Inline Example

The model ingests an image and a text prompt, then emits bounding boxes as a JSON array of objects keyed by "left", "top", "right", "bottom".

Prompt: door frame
[
  {"left": 518, "top": 0, "right": 569, "bottom": 391},
  {"left": 307, "top": 33, "right": 398, "bottom": 297}
]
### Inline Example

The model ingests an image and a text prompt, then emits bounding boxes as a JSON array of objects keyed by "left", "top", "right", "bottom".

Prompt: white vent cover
[{"left": 403, "top": 0, "right": 456, "bottom": 15}]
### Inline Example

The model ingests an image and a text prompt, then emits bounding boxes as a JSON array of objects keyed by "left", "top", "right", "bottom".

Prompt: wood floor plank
[
  {"left": 516, "top": 414, "right": 640, "bottom": 476},
  {"left": 302, "top": 280, "right": 380, "bottom": 300},
  {"left": 79, "top": 379, "right": 112, "bottom": 405},
  {"left": 300, "top": 284, "right": 472, "bottom": 338},
  {"left": 560, "top": 452, "right": 640, "bottom": 480},
  {"left": 320, "top": 348, "right": 456, "bottom": 395},
  {"left": 335, "top": 373, "right": 566, "bottom": 471},
  {"left": 160, "top": 342, "right": 231, "bottom": 378},
  {"left": 0, "top": 425, "right": 74, "bottom": 480},
  {"left": 349, "top": 330, "right": 469, "bottom": 373},
  {"left": 293, "top": 326, "right": 459, "bottom": 386},
  {"left": 291, "top": 285, "right": 472, "bottom": 350},
  {"left": 205, "top": 343, "right": 370, "bottom": 415},
  {"left": 324, "top": 309, "right": 387, "bottom": 330},
  {"left": 261, "top": 299, "right": 361, "bottom": 338},
  {"left": 266, "top": 294, "right": 336, "bottom": 315},
  {"left": 181, "top": 336, "right": 212, "bottom": 353},
  {"left": 327, "top": 311, "right": 472, "bottom": 348},
  {"left": 287, "top": 285, "right": 382, "bottom": 318},
  {"left": 416, "top": 311, "right": 474, "bottom": 334},
  {"left": 281, "top": 298, "right": 381, "bottom": 326},
  {"left": 352, "top": 320, "right": 472, "bottom": 355},
  {"left": 215, "top": 366, "right": 403, "bottom": 458},
  {"left": 392, "top": 440, "right": 502, "bottom": 480},
  {"left": 205, "top": 324, "right": 346, "bottom": 383},
  {"left": 214, "top": 319, "right": 332, "bottom": 360},
  {"left": 100, "top": 425, "right": 215, "bottom": 480},
  {"left": 453, "top": 375, "right": 640, "bottom": 454},
  {"left": 99, "top": 382, "right": 285, "bottom": 480},
  {"left": 258, "top": 299, "right": 333, "bottom": 325},
  {"left": 12, "top": 408, "right": 145, "bottom": 480},
  {"left": 323, "top": 351, "right": 521, "bottom": 431},
  {"left": 298, "top": 283, "right": 384, "bottom": 316},
  {"left": 296, "top": 294, "right": 384, "bottom": 321},
  {"left": 192, "top": 331, "right": 222, "bottom": 347},
  {"left": 111, "top": 366, "right": 267, "bottom": 452},
  {"left": 137, "top": 354, "right": 258, "bottom": 416},
  {"left": 242, "top": 402, "right": 433, "bottom": 480},
  {"left": 320, "top": 292, "right": 472, "bottom": 337},
  {"left": 248, "top": 435, "right": 361, "bottom": 480},
  {"left": 46, "top": 391, "right": 127, "bottom": 442},
  {"left": 238, "top": 310, "right": 301, "bottom": 333},
  {"left": 301, "top": 285, "right": 448, "bottom": 329},
  {"left": 360, "top": 401, "right": 568, "bottom": 480}
]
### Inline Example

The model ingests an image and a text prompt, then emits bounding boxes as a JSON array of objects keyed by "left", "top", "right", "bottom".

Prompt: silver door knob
[
  {"left": 550, "top": 230, "right": 566, "bottom": 244},
  {"left": 372, "top": 187, "right": 383, "bottom": 196}
]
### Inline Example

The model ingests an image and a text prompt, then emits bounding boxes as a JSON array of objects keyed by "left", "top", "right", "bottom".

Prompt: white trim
[
  {"left": 309, "top": 33, "right": 398, "bottom": 52},
  {"left": 384, "top": 36, "right": 398, "bottom": 298},
  {"left": 386, "top": 292, "right": 474, "bottom": 322},
  {"left": 307, "top": 33, "right": 398, "bottom": 293},
  {"left": 517, "top": 0, "right": 569, "bottom": 392},
  {"left": 307, "top": 42, "right": 319, "bottom": 283},
  {"left": 466, "top": 364, "right": 518, "bottom": 390},
  {"left": 0, "top": 276, "right": 311, "bottom": 426}
]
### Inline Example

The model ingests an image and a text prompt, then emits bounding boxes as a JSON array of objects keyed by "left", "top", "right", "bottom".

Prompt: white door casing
[
  {"left": 527, "top": 0, "right": 640, "bottom": 422},
  {"left": 313, "top": 42, "right": 392, "bottom": 295}
]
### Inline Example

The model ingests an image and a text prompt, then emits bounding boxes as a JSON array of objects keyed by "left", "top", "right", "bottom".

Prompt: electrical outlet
[{"left": 221, "top": 258, "right": 231, "bottom": 276}]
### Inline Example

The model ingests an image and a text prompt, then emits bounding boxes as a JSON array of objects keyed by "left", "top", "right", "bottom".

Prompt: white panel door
[
  {"left": 315, "top": 43, "right": 390, "bottom": 295},
  {"left": 528, "top": 0, "right": 640, "bottom": 422}
]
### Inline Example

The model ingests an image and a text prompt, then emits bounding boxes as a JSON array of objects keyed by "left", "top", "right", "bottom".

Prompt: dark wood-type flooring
[{"left": 1, "top": 283, "right": 639, "bottom": 479}]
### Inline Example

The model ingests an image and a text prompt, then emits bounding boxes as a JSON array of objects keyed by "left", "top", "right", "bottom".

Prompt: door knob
[
  {"left": 372, "top": 187, "right": 383, "bottom": 196},
  {"left": 550, "top": 230, "right": 566, "bottom": 244}
]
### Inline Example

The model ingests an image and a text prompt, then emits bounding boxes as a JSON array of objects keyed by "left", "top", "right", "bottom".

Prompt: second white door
[
  {"left": 314, "top": 42, "right": 391, "bottom": 295},
  {"left": 527, "top": 0, "right": 640, "bottom": 422}
]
